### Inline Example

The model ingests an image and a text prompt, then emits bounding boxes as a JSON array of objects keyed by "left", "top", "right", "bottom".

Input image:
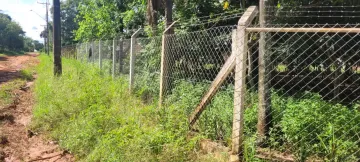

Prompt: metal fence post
[
  {"left": 112, "top": 39, "right": 116, "bottom": 78},
  {"left": 159, "top": 21, "right": 177, "bottom": 107},
  {"left": 91, "top": 41, "right": 94, "bottom": 63},
  {"left": 85, "top": 42, "right": 87, "bottom": 61},
  {"left": 118, "top": 38, "right": 124, "bottom": 74},
  {"left": 129, "top": 28, "right": 142, "bottom": 92},
  {"left": 99, "top": 40, "right": 102, "bottom": 70}
]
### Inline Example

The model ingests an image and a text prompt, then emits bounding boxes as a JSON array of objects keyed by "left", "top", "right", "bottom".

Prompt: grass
[
  {"left": 0, "top": 79, "right": 26, "bottom": 107},
  {"left": 32, "top": 54, "right": 360, "bottom": 161},
  {"left": 0, "top": 49, "right": 26, "bottom": 56},
  {"left": 0, "top": 69, "right": 35, "bottom": 107},
  {"left": 32, "top": 55, "right": 230, "bottom": 161},
  {"left": 166, "top": 80, "right": 360, "bottom": 161}
]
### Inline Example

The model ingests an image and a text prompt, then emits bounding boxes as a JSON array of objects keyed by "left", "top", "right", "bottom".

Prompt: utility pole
[
  {"left": 53, "top": 0, "right": 62, "bottom": 76},
  {"left": 38, "top": 0, "right": 50, "bottom": 55}
]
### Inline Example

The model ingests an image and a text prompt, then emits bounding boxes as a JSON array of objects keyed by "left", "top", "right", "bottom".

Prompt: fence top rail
[{"left": 246, "top": 27, "right": 360, "bottom": 33}]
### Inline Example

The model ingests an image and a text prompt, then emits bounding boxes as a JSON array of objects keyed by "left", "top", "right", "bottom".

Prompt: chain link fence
[
  {"left": 229, "top": 23, "right": 360, "bottom": 161},
  {"left": 163, "top": 25, "right": 237, "bottom": 143},
  {"left": 61, "top": 10, "right": 360, "bottom": 162}
]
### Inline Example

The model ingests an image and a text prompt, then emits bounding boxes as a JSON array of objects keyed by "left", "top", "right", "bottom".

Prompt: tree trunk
[
  {"left": 165, "top": 0, "right": 173, "bottom": 34},
  {"left": 147, "top": 0, "right": 161, "bottom": 33}
]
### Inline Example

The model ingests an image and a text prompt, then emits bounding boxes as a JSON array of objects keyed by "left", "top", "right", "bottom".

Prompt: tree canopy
[{"left": 0, "top": 12, "right": 43, "bottom": 52}]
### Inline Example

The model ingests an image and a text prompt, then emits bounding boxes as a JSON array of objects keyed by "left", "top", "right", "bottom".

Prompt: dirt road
[{"left": 0, "top": 53, "right": 73, "bottom": 162}]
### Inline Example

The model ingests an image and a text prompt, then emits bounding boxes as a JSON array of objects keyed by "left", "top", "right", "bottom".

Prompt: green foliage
[
  {"left": 0, "top": 12, "right": 29, "bottom": 52},
  {"left": 33, "top": 55, "right": 202, "bottom": 161},
  {"left": 280, "top": 93, "right": 360, "bottom": 161},
  {"left": 19, "top": 69, "right": 34, "bottom": 81},
  {"left": 0, "top": 79, "right": 26, "bottom": 107},
  {"left": 165, "top": 79, "right": 359, "bottom": 160},
  {"left": 75, "top": 0, "right": 146, "bottom": 41},
  {"left": 133, "top": 37, "right": 162, "bottom": 102},
  {"left": 60, "top": 0, "right": 80, "bottom": 46}
]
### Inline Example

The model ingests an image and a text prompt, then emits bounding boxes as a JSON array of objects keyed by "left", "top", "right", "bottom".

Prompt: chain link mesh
[
  {"left": 231, "top": 23, "right": 360, "bottom": 161},
  {"left": 61, "top": 22, "right": 360, "bottom": 161}
]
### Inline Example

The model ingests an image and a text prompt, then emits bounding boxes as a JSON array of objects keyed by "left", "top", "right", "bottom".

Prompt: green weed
[
  {"left": 166, "top": 80, "right": 360, "bottom": 161},
  {"left": 33, "top": 54, "right": 360, "bottom": 161},
  {"left": 32, "top": 55, "right": 202, "bottom": 161},
  {"left": 19, "top": 69, "right": 34, "bottom": 81},
  {"left": 0, "top": 79, "right": 26, "bottom": 107}
]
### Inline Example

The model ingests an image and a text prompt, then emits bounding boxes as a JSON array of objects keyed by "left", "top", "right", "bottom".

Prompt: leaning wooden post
[
  {"left": 230, "top": 6, "right": 258, "bottom": 162},
  {"left": 112, "top": 39, "right": 116, "bottom": 78},
  {"left": 257, "top": 0, "right": 272, "bottom": 144},
  {"left": 129, "top": 28, "right": 142, "bottom": 92},
  {"left": 159, "top": 21, "right": 177, "bottom": 107}
]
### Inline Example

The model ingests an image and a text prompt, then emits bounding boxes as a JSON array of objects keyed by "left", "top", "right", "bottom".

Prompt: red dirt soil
[{"left": 0, "top": 53, "right": 73, "bottom": 162}]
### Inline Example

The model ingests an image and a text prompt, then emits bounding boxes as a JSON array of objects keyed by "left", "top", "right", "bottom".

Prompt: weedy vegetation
[{"left": 33, "top": 54, "right": 359, "bottom": 161}]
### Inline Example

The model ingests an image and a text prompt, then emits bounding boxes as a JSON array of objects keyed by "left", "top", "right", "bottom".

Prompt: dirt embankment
[{"left": 0, "top": 53, "right": 73, "bottom": 162}]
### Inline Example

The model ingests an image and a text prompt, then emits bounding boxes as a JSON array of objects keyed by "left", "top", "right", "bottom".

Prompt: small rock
[
  {"left": 0, "top": 136, "right": 8, "bottom": 145},
  {"left": 49, "top": 141, "right": 58, "bottom": 145},
  {"left": 27, "top": 130, "right": 35, "bottom": 138},
  {"left": 0, "top": 149, "right": 5, "bottom": 161}
]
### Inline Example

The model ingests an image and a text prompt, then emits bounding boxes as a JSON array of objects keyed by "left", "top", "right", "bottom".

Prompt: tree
[
  {"left": 0, "top": 12, "right": 26, "bottom": 51},
  {"left": 61, "top": 0, "right": 80, "bottom": 46},
  {"left": 147, "top": 0, "right": 161, "bottom": 32},
  {"left": 34, "top": 40, "right": 44, "bottom": 51},
  {"left": 75, "top": 0, "right": 147, "bottom": 41}
]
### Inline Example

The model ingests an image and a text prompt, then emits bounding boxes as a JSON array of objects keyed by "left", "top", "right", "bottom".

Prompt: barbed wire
[{"left": 266, "top": 5, "right": 360, "bottom": 8}]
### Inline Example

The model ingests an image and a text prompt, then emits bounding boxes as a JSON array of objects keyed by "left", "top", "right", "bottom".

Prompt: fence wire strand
[{"left": 61, "top": 14, "right": 360, "bottom": 161}]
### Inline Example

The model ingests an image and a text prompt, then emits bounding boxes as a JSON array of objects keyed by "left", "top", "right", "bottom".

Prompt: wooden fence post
[
  {"left": 257, "top": 0, "right": 272, "bottom": 143},
  {"left": 231, "top": 6, "right": 258, "bottom": 162},
  {"left": 159, "top": 21, "right": 177, "bottom": 107},
  {"left": 129, "top": 28, "right": 142, "bottom": 92},
  {"left": 99, "top": 40, "right": 102, "bottom": 70}
]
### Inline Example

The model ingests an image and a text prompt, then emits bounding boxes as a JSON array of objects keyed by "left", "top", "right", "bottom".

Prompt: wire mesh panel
[
  {"left": 91, "top": 41, "right": 99, "bottom": 65},
  {"left": 61, "top": 45, "right": 77, "bottom": 59},
  {"left": 119, "top": 39, "right": 131, "bottom": 76},
  {"left": 133, "top": 36, "right": 162, "bottom": 101},
  {"left": 239, "top": 24, "right": 360, "bottom": 161},
  {"left": 162, "top": 25, "right": 239, "bottom": 142},
  {"left": 77, "top": 42, "right": 90, "bottom": 62},
  {"left": 99, "top": 40, "right": 113, "bottom": 74}
]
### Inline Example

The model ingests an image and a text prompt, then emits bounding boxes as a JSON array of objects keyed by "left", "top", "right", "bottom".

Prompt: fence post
[
  {"left": 91, "top": 41, "right": 94, "bottom": 63},
  {"left": 231, "top": 6, "right": 258, "bottom": 162},
  {"left": 118, "top": 38, "right": 123, "bottom": 74},
  {"left": 84, "top": 42, "right": 86, "bottom": 62},
  {"left": 129, "top": 28, "right": 142, "bottom": 92},
  {"left": 159, "top": 21, "right": 177, "bottom": 107},
  {"left": 257, "top": 0, "right": 272, "bottom": 144},
  {"left": 112, "top": 39, "right": 116, "bottom": 78},
  {"left": 99, "top": 40, "right": 102, "bottom": 70}
]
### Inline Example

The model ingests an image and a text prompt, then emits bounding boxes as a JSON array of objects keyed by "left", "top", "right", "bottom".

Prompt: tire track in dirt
[{"left": 0, "top": 53, "right": 73, "bottom": 162}]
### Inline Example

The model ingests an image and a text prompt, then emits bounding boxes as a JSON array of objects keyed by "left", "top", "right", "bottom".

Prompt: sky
[{"left": 0, "top": 0, "right": 52, "bottom": 42}]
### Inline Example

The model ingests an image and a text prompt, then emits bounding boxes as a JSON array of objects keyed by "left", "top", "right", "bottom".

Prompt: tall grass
[
  {"left": 32, "top": 55, "right": 202, "bottom": 161},
  {"left": 33, "top": 54, "right": 360, "bottom": 161}
]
